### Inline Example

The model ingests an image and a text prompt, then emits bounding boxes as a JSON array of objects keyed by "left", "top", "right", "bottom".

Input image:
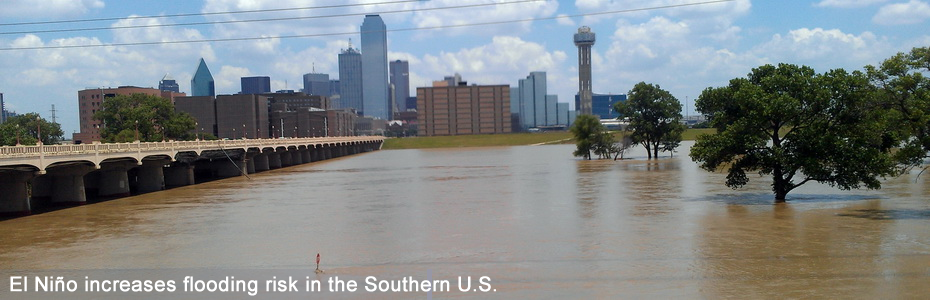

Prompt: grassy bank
[{"left": 383, "top": 128, "right": 717, "bottom": 150}]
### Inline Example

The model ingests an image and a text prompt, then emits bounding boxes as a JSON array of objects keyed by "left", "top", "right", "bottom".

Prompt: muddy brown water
[{"left": 0, "top": 142, "right": 928, "bottom": 299}]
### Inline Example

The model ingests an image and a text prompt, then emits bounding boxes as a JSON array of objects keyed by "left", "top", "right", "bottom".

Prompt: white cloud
[
  {"left": 814, "top": 0, "right": 888, "bottom": 8},
  {"left": 407, "top": 0, "right": 559, "bottom": 35},
  {"left": 873, "top": 0, "right": 930, "bottom": 25},
  {"left": 0, "top": 0, "right": 103, "bottom": 18},
  {"left": 215, "top": 65, "right": 252, "bottom": 94},
  {"left": 754, "top": 28, "right": 892, "bottom": 68}
]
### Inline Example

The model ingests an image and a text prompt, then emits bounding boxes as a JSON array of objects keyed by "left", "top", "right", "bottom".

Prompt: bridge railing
[{"left": 0, "top": 136, "right": 383, "bottom": 158}]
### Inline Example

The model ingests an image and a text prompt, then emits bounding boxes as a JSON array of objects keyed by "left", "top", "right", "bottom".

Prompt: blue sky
[{"left": 1, "top": 0, "right": 928, "bottom": 136}]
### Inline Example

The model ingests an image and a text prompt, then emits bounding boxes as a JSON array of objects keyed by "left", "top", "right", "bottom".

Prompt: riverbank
[{"left": 382, "top": 128, "right": 715, "bottom": 150}]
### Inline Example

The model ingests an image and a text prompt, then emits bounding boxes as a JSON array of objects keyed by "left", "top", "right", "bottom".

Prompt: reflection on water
[{"left": 0, "top": 142, "right": 928, "bottom": 298}]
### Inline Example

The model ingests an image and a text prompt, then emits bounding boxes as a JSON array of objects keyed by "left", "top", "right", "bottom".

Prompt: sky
[{"left": 0, "top": 0, "right": 928, "bottom": 137}]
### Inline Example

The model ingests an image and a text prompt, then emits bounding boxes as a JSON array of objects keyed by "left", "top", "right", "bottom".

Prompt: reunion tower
[{"left": 574, "top": 26, "right": 595, "bottom": 115}]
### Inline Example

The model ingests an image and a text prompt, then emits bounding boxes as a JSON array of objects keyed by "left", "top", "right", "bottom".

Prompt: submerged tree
[
  {"left": 867, "top": 46, "right": 930, "bottom": 169},
  {"left": 614, "top": 82, "right": 685, "bottom": 159},
  {"left": 571, "top": 114, "right": 610, "bottom": 160},
  {"left": 690, "top": 63, "right": 899, "bottom": 202},
  {"left": 94, "top": 93, "right": 196, "bottom": 143}
]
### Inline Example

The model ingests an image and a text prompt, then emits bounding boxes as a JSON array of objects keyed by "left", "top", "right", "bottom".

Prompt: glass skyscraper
[
  {"left": 159, "top": 74, "right": 180, "bottom": 93},
  {"left": 241, "top": 76, "right": 271, "bottom": 94},
  {"left": 302, "top": 73, "right": 330, "bottom": 97},
  {"left": 389, "top": 60, "right": 410, "bottom": 113},
  {"left": 338, "top": 46, "right": 363, "bottom": 112},
  {"left": 191, "top": 58, "right": 215, "bottom": 97},
  {"left": 361, "top": 15, "right": 390, "bottom": 120}
]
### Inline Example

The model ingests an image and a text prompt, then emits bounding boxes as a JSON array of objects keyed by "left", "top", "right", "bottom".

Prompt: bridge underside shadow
[{"left": 0, "top": 139, "right": 382, "bottom": 218}]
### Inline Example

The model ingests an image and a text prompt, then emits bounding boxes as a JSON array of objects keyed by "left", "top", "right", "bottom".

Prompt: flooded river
[{"left": 1, "top": 142, "right": 928, "bottom": 298}]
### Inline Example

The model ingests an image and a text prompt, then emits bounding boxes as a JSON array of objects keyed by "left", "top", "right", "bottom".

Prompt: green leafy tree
[
  {"left": 0, "top": 113, "right": 63, "bottom": 146},
  {"left": 93, "top": 93, "right": 196, "bottom": 143},
  {"left": 571, "top": 114, "right": 606, "bottom": 160},
  {"left": 690, "top": 64, "right": 898, "bottom": 202},
  {"left": 866, "top": 47, "right": 930, "bottom": 168},
  {"left": 614, "top": 82, "right": 685, "bottom": 159}
]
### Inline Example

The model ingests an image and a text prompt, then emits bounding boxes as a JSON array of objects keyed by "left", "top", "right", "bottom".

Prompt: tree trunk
[
  {"left": 653, "top": 143, "right": 659, "bottom": 160},
  {"left": 773, "top": 167, "right": 788, "bottom": 203}
]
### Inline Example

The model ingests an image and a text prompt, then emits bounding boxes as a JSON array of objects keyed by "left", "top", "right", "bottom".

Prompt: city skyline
[{"left": 0, "top": 1, "right": 927, "bottom": 135}]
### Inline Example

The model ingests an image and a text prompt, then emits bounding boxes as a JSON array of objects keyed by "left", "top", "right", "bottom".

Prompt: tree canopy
[
  {"left": 867, "top": 46, "right": 930, "bottom": 168},
  {"left": 0, "top": 113, "right": 63, "bottom": 146},
  {"left": 690, "top": 63, "right": 899, "bottom": 202},
  {"left": 93, "top": 93, "right": 196, "bottom": 143},
  {"left": 571, "top": 114, "right": 615, "bottom": 160},
  {"left": 614, "top": 82, "right": 685, "bottom": 159}
]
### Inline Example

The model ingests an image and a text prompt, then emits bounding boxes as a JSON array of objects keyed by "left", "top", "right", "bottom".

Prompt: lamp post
[
  {"left": 271, "top": 125, "right": 275, "bottom": 139},
  {"left": 15, "top": 124, "right": 21, "bottom": 145},
  {"left": 134, "top": 120, "right": 139, "bottom": 142},
  {"left": 243, "top": 124, "right": 247, "bottom": 139},
  {"left": 294, "top": 126, "right": 297, "bottom": 138},
  {"left": 233, "top": 128, "right": 237, "bottom": 140},
  {"left": 195, "top": 122, "right": 199, "bottom": 141},
  {"left": 35, "top": 116, "right": 42, "bottom": 145}
]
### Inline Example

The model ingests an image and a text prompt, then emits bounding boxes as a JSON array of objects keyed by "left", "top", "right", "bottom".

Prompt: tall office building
[
  {"left": 575, "top": 93, "right": 626, "bottom": 119},
  {"left": 159, "top": 74, "right": 180, "bottom": 93},
  {"left": 338, "top": 46, "right": 363, "bottom": 112},
  {"left": 361, "top": 15, "right": 390, "bottom": 120},
  {"left": 302, "top": 73, "right": 330, "bottom": 96},
  {"left": 0, "top": 93, "right": 5, "bottom": 124},
  {"left": 389, "top": 60, "right": 409, "bottom": 112},
  {"left": 513, "top": 72, "right": 547, "bottom": 129},
  {"left": 574, "top": 26, "right": 595, "bottom": 115},
  {"left": 191, "top": 58, "right": 215, "bottom": 97},
  {"left": 241, "top": 76, "right": 271, "bottom": 94}
]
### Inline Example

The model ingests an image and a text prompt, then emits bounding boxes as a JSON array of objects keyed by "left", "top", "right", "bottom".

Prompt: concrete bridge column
[
  {"left": 253, "top": 153, "right": 270, "bottom": 172},
  {"left": 338, "top": 145, "right": 347, "bottom": 157},
  {"left": 279, "top": 149, "right": 293, "bottom": 166},
  {"left": 310, "top": 147, "right": 321, "bottom": 161},
  {"left": 324, "top": 147, "right": 333, "bottom": 160},
  {"left": 292, "top": 149, "right": 304, "bottom": 165},
  {"left": 246, "top": 154, "right": 257, "bottom": 174},
  {"left": 43, "top": 165, "right": 95, "bottom": 206},
  {"left": 164, "top": 163, "right": 195, "bottom": 187},
  {"left": 301, "top": 149, "right": 312, "bottom": 163},
  {"left": 216, "top": 158, "right": 247, "bottom": 177},
  {"left": 268, "top": 151, "right": 281, "bottom": 169},
  {"left": 0, "top": 171, "right": 34, "bottom": 216},
  {"left": 136, "top": 160, "right": 167, "bottom": 194},
  {"left": 97, "top": 163, "right": 133, "bottom": 197}
]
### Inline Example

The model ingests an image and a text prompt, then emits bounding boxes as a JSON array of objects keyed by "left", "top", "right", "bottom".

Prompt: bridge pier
[
  {"left": 268, "top": 151, "right": 282, "bottom": 169},
  {"left": 292, "top": 148, "right": 304, "bottom": 165},
  {"left": 301, "top": 149, "right": 312, "bottom": 163},
  {"left": 0, "top": 171, "right": 34, "bottom": 216},
  {"left": 97, "top": 162, "right": 133, "bottom": 197},
  {"left": 39, "top": 165, "right": 95, "bottom": 206},
  {"left": 136, "top": 159, "right": 167, "bottom": 194},
  {"left": 245, "top": 153, "right": 257, "bottom": 174},
  {"left": 164, "top": 163, "right": 195, "bottom": 187},
  {"left": 215, "top": 158, "right": 247, "bottom": 177},
  {"left": 254, "top": 153, "right": 270, "bottom": 172},
  {"left": 279, "top": 149, "right": 293, "bottom": 167}
]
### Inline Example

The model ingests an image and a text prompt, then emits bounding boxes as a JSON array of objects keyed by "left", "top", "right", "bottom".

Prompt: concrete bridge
[{"left": 0, "top": 136, "right": 384, "bottom": 216}]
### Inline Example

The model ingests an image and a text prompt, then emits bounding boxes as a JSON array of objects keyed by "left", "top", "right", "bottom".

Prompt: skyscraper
[
  {"left": 361, "top": 15, "right": 390, "bottom": 120},
  {"left": 0, "top": 93, "right": 5, "bottom": 124},
  {"left": 159, "top": 74, "right": 179, "bottom": 93},
  {"left": 389, "top": 60, "right": 410, "bottom": 112},
  {"left": 574, "top": 26, "right": 595, "bottom": 115},
  {"left": 338, "top": 46, "right": 363, "bottom": 112},
  {"left": 303, "top": 73, "right": 330, "bottom": 96},
  {"left": 191, "top": 58, "right": 215, "bottom": 97},
  {"left": 241, "top": 76, "right": 271, "bottom": 94}
]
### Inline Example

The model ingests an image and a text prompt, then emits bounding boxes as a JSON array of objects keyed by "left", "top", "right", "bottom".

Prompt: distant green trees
[
  {"left": 614, "top": 82, "right": 685, "bottom": 159},
  {"left": 0, "top": 113, "right": 63, "bottom": 146},
  {"left": 690, "top": 63, "right": 899, "bottom": 202},
  {"left": 93, "top": 94, "right": 196, "bottom": 143}
]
